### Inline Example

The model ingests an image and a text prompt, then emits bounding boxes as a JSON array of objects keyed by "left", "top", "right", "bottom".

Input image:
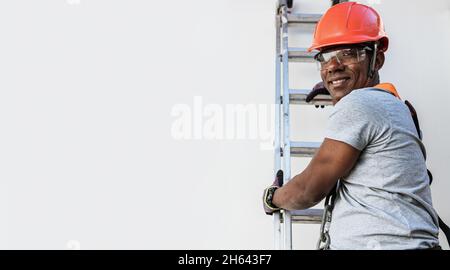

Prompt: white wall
[{"left": 0, "top": 0, "right": 448, "bottom": 249}]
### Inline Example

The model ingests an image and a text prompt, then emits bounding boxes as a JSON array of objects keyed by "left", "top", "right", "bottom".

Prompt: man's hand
[
  {"left": 306, "top": 82, "right": 330, "bottom": 108},
  {"left": 263, "top": 170, "right": 283, "bottom": 215}
]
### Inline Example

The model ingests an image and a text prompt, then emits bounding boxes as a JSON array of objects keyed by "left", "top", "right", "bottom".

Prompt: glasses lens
[{"left": 316, "top": 48, "right": 367, "bottom": 71}]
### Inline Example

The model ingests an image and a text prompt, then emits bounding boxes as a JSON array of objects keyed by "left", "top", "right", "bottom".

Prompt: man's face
[{"left": 319, "top": 45, "right": 374, "bottom": 104}]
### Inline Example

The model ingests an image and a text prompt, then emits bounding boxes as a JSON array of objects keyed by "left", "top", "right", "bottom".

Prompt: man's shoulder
[
  {"left": 346, "top": 87, "right": 391, "bottom": 99},
  {"left": 333, "top": 88, "right": 396, "bottom": 123},
  {"left": 338, "top": 87, "right": 395, "bottom": 109},
  {"left": 335, "top": 88, "right": 372, "bottom": 108}
]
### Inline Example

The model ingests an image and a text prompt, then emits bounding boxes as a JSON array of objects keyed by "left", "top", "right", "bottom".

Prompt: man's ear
[{"left": 375, "top": 52, "right": 385, "bottom": 71}]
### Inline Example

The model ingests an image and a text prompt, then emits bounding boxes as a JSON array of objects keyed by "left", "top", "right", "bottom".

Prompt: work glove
[
  {"left": 263, "top": 170, "right": 283, "bottom": 215},
  {"left": 306, "top": 82, "right": 330, "bottom": 108}
]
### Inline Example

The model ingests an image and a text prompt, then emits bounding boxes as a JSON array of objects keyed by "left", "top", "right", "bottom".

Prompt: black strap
[
  {"left": 427, "top": 169, "right": 433, "bottom": 185},
  {"left": 405, "top": 100, "right": 433, "bottom": 184},
  {"left": 405, "top": 100, "right": 422, "bottom": 140}
]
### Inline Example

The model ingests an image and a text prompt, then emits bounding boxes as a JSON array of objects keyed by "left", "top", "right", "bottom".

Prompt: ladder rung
[
  {"left": 291, "top": 209, "right": 323, "bottom": 224},
  {"left": 289, "top": 89, "right": 333, "bottom": 106},
  {"left": 287, "top": 48, "right": 316, "bottom": 62},
  {"left": 290, "top": 141, "right": 321, "bottom": 157},
  {"left": 287, "top": 13, "right": 322, "bottom": 24}
]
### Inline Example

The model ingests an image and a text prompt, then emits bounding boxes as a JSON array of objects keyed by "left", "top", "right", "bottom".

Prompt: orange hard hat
[{"left": 308, "top": 2, "right": 389, "bottom": 52}]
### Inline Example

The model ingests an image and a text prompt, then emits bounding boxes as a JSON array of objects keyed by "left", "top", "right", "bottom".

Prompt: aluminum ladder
[{"left": 273, "top": 0, "right": 346, "bottom": 250}]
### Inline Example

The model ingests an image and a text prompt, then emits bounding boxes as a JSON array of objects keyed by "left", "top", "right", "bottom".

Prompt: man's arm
[{"left": 272, "top": 138, "right": 361, "bottom": 210}]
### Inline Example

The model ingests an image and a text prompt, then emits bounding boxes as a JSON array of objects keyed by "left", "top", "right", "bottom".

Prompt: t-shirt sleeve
[{"left": 325, "top": 95, "right": 378, "bottom": 151}]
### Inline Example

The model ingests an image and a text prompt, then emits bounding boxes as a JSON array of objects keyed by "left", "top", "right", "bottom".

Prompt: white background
[{"left": 0, "top": 0, "right": 448, "bottom": 249}]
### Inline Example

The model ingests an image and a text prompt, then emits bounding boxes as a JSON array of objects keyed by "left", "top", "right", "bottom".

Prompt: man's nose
[{"left": 326, "top": 56, "right": 345, "bottom": 73}]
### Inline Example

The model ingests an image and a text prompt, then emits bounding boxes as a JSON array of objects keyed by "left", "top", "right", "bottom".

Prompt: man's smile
[{"left": 328, "top": 77, "right": 351, "bottom": 88}]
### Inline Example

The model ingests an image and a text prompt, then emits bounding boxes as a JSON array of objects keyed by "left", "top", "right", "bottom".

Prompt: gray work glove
[{"left": 263, "top": 170, "right": 283, "bottom": 215}]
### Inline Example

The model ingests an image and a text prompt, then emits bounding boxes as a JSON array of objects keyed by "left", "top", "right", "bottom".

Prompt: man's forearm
[
  {"left": 268, "top": 138, "right": 358, "bottom": 211},
  {"left": 271, "top": 170, "right": 318, "bottom": 210}
]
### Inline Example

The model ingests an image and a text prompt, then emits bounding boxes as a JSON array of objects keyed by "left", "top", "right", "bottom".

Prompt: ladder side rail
[
  {"left": 273, "top": 12, "right": 283, "bottom": 250},
  {"left": 280, "top": 5, "right": 293, "bottom": 250}
]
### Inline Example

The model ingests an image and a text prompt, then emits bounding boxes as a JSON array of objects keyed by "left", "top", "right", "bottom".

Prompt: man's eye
[{"left": 342, "top": 50, "right": 356, "bottom": 57}]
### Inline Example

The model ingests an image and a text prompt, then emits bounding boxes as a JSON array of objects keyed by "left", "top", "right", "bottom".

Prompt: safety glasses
[{"left": 314, "top": 46, "right": 372, "bottom": 71}]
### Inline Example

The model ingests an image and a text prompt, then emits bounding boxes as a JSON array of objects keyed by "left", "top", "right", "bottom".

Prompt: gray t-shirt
[{"left": 325, "top": 87, "right": 440, "bottom": 250}]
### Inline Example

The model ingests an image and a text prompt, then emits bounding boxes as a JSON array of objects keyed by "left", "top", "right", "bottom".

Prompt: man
[{"left": 263, "top": 2, "right": 441, "bottom": 250}]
